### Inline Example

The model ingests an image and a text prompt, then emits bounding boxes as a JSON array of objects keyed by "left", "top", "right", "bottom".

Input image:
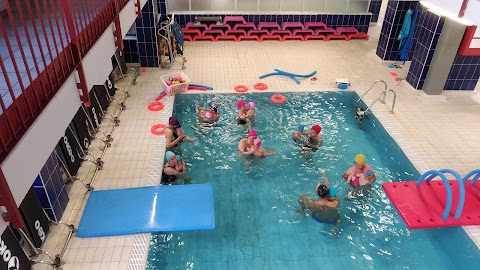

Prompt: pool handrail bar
[
  {"left": 355, "top": 80, "right": 388, "bottom": 108},
  {"left": 416, "top": 170, "right": 455, "bottom": 220}
]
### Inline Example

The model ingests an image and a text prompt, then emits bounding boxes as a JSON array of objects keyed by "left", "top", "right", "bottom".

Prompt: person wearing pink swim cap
[
  {"left": 237, "top": 129, "right": 258, "bottom": 155},
  {"left": 246, "top": 102, "right": 255, "bottom": 122},
  {"left": 196, "top": 103, "right": 220, "bottom": 123},
  {"left": 237, "top": 100, "right": 248, "bottom": 125},
  {"left": 251, "top": 138, "right": 276, "bottom": 158}
]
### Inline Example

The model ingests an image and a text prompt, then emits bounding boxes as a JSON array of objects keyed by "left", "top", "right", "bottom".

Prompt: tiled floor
[{"left": 31, "top": 22, "right": 480, "bottom": 270}]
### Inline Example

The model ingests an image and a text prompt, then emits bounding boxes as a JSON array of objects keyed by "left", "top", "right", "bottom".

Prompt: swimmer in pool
[
  {"left": 343, "top": 154, "right": 376, "bottom": 188},
  {"left": 297, "top": 173, "right": 340, "bottom": 225},
  {"left": 246, "top": 102, "right": 255, "bottom": 122},
  {"left": 237, "top": 129, "right": 258, "bottom": 155},
  {"left": 237, "top": 100, "right": 248, "bottom": 125},
  {"left": 251, "top": 138, "right": 276, "bottom": 158},
  {"left": 196, "top": 103, "right": 220, "bottom": 122},
  {"left": 292, "top": 124, "right": 323, "bottom": 151},
  {"left": 161, "top": 151, "right": 192, "bottom": 185}
]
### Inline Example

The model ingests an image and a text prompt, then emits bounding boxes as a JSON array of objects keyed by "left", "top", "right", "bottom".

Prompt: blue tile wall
[
  {"left": 34, "top": 150, "right": 69, "bottom": 221},
  {"left": 172, "top": 14, "right": 372, "bottom": 33},
  {"left": 369, "top": 0, "right": 382, "bottom": 23},
  {"left": 376, "top": 0, "right": 419, "bottom": 61},
  {"left": 136, "top": 0, "right": 159, "bottom": 67},
  {"left": 444, "top": 54, "right": 480, "bottom": 90},
  {"left": 123, "top": 39, "right": 139, "bottom": 64},
  {"left": 406, "top": 10, "right": 444, "bottom": 90}
]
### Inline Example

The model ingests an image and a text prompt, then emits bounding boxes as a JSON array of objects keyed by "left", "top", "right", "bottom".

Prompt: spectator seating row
[{"left": 182, "top": 16, "right": 368, "bottom": 42}]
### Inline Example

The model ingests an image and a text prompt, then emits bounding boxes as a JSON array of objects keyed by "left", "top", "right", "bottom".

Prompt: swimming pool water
[{"left": 147, "top": 92, "right": 480, "bottom": 270}]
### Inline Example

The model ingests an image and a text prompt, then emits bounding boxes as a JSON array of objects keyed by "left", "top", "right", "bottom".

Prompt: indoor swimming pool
[{"left": 146, "top": 92, "right": 480, "bottom": 269}]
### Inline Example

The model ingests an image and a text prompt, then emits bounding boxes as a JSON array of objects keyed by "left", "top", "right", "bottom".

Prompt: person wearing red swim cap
[{"left": 302, "top": 124, "right": 323, "bottom": 151}]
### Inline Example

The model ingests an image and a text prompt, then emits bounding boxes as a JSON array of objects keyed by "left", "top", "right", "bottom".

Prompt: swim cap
[
  {"left": 329, "top": 186, "right": 337, "bottom": 197},
  {"left": 316, "top": 184, "right": 329, "bottom": 198},
  {"left": 365, "top": 170, "right": 372, "bottom": 176},
  {"left": 237, "top": 100, "right": 246, "bottom": 108},
  {"left": 297, "top": 125, "right": 305, "bottom": 132},
  {"left": 355, "top": 154, "right": 366, "bottom": 165},
  {"left": 247, "top": 130, "right": 257, "bottom": 137},
  {"left": 176, "top": 155, "right": 182, "bottom": 162},
  {"left": 210, "top": 103, "right": 218, "bottom": 109},
  {"left": 312, "top": 125, "right": 321, "bottom": 134},
  {"left": 254, "top": 138, "right": 262, "bottom": 147},
  {"left": 248, "top": 102, "right": 255, "bottom": 110},
  {"left": 165, "top": 151, "right": 175, "bottom": 162},
  {"left": 205, "top": 112, "right": 212, "bottom": 119},
  {"left": 169, "top": 117, "right": 181, "bottom": 127}
]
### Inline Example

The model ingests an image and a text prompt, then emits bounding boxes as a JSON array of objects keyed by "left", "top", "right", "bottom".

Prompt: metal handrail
[
  {"left": 363, "top": 88, "right": 397, "bottom": 115},
  {"left": 380, "top": 89, "right": 397, "bottom": 113},
  {"left": 355, "top": 80, "right": 388, "bottom": 108}
]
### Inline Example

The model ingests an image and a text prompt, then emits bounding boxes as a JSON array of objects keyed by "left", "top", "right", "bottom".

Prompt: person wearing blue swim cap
[
  {"left": 296, "top": 171, "right": 340, "bottom": 229},
  {"left": 161, "top": 151, "right": 192, "bottom": 185}
]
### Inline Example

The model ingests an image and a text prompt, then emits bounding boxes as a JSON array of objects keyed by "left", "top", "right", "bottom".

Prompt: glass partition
[
  {"left": 259, "top": 0, "right": 280, "bottom": 11},
  {"left": 303, "top": 0, "right": 327, "bottom": 12},
  {"left": 191, "top": 0, "right": 212, "bottom": 11},
  {"left": 213, "top": 0, "right": 235, "bottom": 11},
  {"left": 326, "top": 0, "right": 349, "bottom": 12},
  {"left": 282, "top": 0, "right": 303, "bottom": 12},
  {"left": 237, "top": 0, "right": 258, "bottom": 11},
  {"left": 167, "top": 0, "right": 371, "bottom": 13},
  {"left": 348, "top": 0, "right": 370, "bottom": 13},
  {"left": 167, "top": 0, "right": 189, "bottom": 11}
]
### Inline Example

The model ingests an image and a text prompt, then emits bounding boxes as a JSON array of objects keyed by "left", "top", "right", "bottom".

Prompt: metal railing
[{"left": 0, "top": 0, "right": 130, "bottom": 165}]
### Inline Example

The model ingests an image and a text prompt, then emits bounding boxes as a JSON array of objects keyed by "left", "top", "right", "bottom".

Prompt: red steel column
[
  {"left": 0, "top": 168, "right": 25, "bottom": 229},
  {"left": 62, "top": 0, "right": 91, "bottom": 107}
]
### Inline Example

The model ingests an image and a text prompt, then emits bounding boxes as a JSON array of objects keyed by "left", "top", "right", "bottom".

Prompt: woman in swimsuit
[
  {"left": 237, "top": 100, "right": 248, "bottom": 125},
  {"left": 165, "top": 116, "right": 195, "bottom": 149},
  {"left": 343, "top": 154, "right": 376, "bottom": 188},
  {"left": 161, "top": 151, "right": 192, "bottom": 185},
  {"left": 237, "top": 130, "right": 258, "bottom": 155}
]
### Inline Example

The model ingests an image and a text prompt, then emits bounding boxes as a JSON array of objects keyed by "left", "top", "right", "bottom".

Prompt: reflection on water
[{"left": 147, "top": 93, "right": 480, "bottom": 270}]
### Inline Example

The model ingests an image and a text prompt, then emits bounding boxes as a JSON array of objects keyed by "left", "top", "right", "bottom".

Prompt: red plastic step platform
[
  {"left": 326, "top": 34, "right": 348, "bottom": 41},
  {"left": 304, "top": 22, "right": 327, "bottom": 31},
  {"left": 259, "top": 34, "right": 282, "bottom": 41},
  {"left": 215, "top": 35, "right": 238, "bottom": 42},
  {"left": 382, "top": 180, "right": 480, "bottom": 229},
  {"left": 193, "top": 35, "right": 216, "bottom": 42},
  {"left": 347, "top": 32, "right": 369, "bottom": 41},
  {"left": 282, "top": 35, "right": 304, "bottom": 41},
  {"left": 233, "top": 22, "right": 257, "bottom": 32},
  {"left": 237, "top": 35, "right": 259, "bottom": 41},
  {"left": 304, "top": 34, "right": 326, "bottom": 41}
]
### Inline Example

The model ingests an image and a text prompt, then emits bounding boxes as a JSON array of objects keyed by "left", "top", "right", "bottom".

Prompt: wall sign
[{"left": 459, "top": 26, "right": 480, "bottom": 56}]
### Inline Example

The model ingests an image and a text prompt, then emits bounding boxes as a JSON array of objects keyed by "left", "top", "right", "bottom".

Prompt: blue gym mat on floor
[{"left": 76, "top": 184, "right": 215, "bottom": 237}]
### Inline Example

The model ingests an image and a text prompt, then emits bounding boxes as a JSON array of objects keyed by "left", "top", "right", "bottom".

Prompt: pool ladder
[{"left": 355, "top": 80, "right": 397, "bottom": 123}]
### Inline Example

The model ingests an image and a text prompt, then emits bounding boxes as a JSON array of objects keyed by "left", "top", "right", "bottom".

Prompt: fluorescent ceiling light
[{"left": 420, "top": 1, "right": 474, "bottom": 26}]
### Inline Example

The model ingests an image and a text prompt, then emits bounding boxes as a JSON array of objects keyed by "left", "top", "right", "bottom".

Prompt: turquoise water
[{"left": 147, "top": 92, "right": 480, "bottom": 270}]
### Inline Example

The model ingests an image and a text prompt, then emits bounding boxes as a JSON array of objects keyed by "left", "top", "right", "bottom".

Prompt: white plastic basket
[{"left": 160, "top": 72, "right": 190, "bottom": 96}]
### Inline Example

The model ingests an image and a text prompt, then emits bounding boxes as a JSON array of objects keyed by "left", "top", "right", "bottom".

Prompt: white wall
[
  {"left": 83, "top": 27, "right": 116, "bottom": 91},
  {"left": 0, "top": 0, "right": 147, "bottom": 235}
]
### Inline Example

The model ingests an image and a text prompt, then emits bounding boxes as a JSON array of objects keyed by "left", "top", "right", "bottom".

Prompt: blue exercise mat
[{"left": 76, "top": 184, "right": 215, "bottom": 237}]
